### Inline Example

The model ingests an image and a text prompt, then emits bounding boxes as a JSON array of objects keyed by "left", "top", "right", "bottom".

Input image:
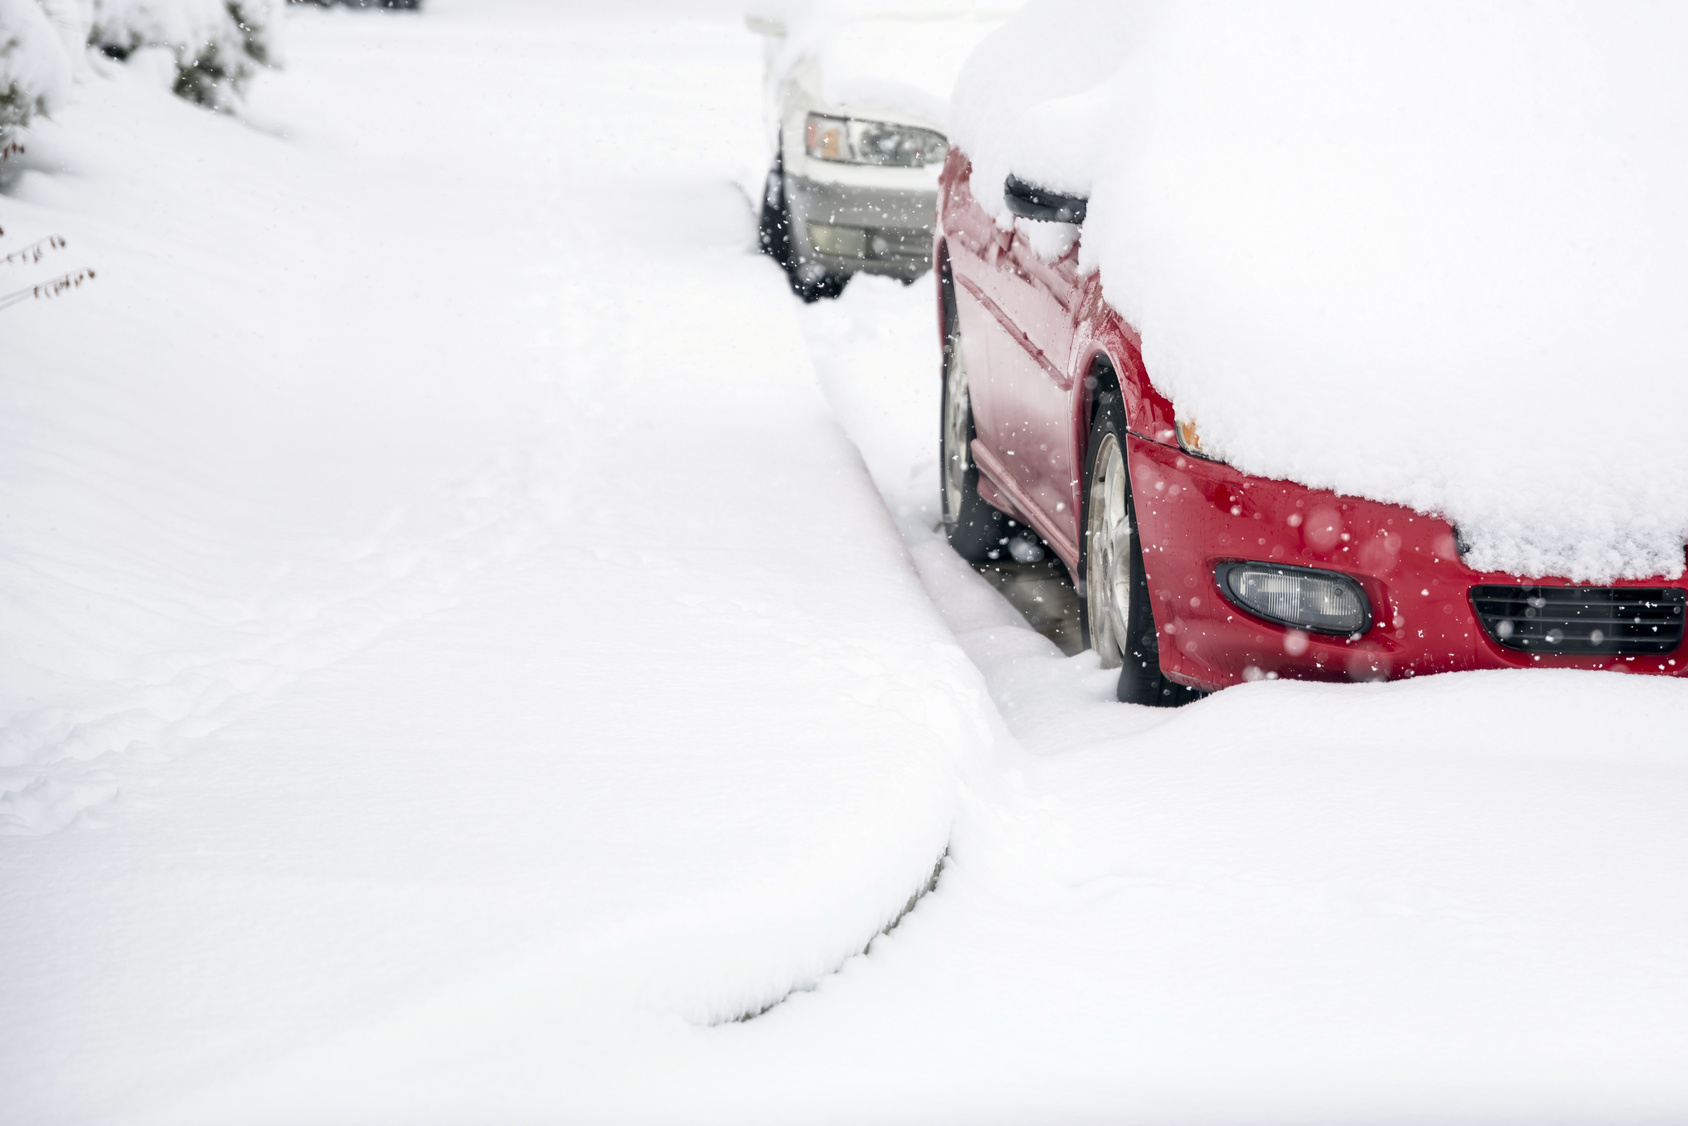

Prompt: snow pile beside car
[{"left": 952, "top": 0, "right": 1688, "bottom": 583}]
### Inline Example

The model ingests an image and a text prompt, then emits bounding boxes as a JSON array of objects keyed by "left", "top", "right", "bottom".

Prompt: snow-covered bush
[
  {"left": 0, "top": 0, "right": 72, "bottom": 138},
  {"left": 3, "top": 0, "right": 276, "bottom": 131},
  {"left": 90, "top": 0, "right": 280, "bottom": 109}
]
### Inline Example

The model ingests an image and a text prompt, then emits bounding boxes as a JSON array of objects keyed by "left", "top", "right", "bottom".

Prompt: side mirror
[
  {"left": 1004, "top": 174, "right": 1087, "bottom": 225},
  {"left": 745, "top": 14, "right": 787, "bottom": 37}
]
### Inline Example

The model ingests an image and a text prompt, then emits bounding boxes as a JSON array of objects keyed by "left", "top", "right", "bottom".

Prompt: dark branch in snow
[
  {"left": 723, "top": 847, "right": 950, "bottom": 1025},
  {"left": 1, "top": 235, "right": 66, "bottom": 267},
  {"left": 0, "top": 267, "right": 96, "bottom": 313}
]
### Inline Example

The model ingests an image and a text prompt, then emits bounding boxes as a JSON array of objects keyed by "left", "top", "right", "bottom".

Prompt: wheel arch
[
  {"left": 1071, "top": 346, "right": 1130, "bottom": 522},
  {"left": 1072, "top": 343, "right": 1181, "bottom": 684},
  {"left": 935, "top": 239, "right": 955, "bottom": 358}
]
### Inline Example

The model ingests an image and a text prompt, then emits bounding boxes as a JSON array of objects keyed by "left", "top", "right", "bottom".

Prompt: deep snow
[
  {"left": 2, "top": 3, "right": 976, "bottom": 1115},
  {"left": 4, "top": 3, "right": 1688, "bottom": 1123}
]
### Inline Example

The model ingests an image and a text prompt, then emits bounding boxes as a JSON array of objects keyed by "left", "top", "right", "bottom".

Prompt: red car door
[
  {"left": 940, "top": 161, "right": 1017, "bottom": 506},
  {"left": 977, "top": 227, "right": 1085, "bottom": 563}
]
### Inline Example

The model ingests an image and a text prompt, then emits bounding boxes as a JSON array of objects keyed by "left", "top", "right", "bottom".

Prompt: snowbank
[
  {"left": 3, "top": 7, "right": 981, "bottom": 1117},
  {"left": 953, "top": 1, "right": 1688, "bottom": 582}
]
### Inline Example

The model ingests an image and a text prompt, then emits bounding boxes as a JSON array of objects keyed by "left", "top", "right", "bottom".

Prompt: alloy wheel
[{"left": 1086, "top": 432, "right": 1133, "bottom": 669}]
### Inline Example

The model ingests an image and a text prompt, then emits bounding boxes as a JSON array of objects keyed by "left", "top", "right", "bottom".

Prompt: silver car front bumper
[{"left": 784, "top": 175, "right": 938, "bottom": 281}]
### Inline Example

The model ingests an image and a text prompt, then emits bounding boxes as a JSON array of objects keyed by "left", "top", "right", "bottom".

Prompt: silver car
[{"left": 747, "top": 9, "right": 1004, "bottom": 300}]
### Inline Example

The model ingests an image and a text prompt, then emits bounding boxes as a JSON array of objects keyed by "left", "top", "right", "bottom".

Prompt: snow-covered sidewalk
[
  {"left": 5, "top": 3, "right": 1688, "bottom": 1124},
  {"left": 3, "top": 3, "right": 984, "bottom": 1118}
]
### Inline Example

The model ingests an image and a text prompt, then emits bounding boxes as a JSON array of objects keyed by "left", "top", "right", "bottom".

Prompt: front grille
[{"left": 1470, "top": 585, "right": 1687, "bottom": 655}]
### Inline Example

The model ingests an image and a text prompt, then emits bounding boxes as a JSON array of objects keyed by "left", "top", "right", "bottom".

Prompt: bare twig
[
  {"left": 1, "top": 235, "right": 66, "bottom": 267},
  {"left": 0, "top": 268, "right": 97, "bottom": 313}
]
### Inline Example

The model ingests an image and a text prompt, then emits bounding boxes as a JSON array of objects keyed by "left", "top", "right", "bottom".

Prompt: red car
[{"left": 935, "top": 154, "right": 1688, "bottom": 705}]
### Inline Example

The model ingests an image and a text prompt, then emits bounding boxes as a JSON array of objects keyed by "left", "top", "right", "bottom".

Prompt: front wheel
[
  {"left": 1080, "top": 378, "right": 1204, "bottom": 707},
  {"left": 789, "top": 261, "right": 850, "bottom": 302},
  {"left": 757, "top": 153, "right": 793, "bottom": 268}
]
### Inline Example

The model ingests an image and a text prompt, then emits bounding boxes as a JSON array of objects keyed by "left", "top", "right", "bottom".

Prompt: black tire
[
  {"left": 790, "top": 266, "right": 850, "bottom": 302},
  {"left": 757, "top": 152, "right": 793, "bottom": 268},
  {"left": 758, "top": 146, "right": 851, "bottom": 302},
  {"left": 1080, "top": 370, "right": 1205, "bottom": 707},
  {"left": 939, "top": 261, "right": 1007, "bottom": 561}
]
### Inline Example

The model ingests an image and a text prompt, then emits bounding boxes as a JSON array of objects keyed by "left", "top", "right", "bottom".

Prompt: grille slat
[{"left": 1470, "top": 585, "right": 1687, "bottom": 655}]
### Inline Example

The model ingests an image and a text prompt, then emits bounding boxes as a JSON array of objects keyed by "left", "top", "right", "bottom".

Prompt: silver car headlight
[{"left": 804, "top": 113, "right": 947, "bottom": 168}]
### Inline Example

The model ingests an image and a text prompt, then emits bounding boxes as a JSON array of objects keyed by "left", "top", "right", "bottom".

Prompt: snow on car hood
[
  {"left": 811, "top": 17, "right": 999, "bottom": 124},
  {"left": 952, "top": 0, "right": 1688, "bottom": 583},
  {"left": 755, "top": 0, "right": 1013, "bottom": 124}
]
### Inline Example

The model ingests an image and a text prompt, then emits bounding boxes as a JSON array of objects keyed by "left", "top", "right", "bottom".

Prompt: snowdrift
[{"left": 953, "top": 0, "right": 1688, "bottom": 582}]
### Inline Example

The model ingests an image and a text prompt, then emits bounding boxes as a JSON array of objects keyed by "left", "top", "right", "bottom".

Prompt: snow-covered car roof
[
  {"left": 952, "top": 0, "right": 1688, "bottom": 583},
  {"left": 752, "top": 0, "right": 1014, "bottom": 125}
]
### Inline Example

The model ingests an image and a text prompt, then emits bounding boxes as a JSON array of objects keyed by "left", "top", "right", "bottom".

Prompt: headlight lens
[
  {"left": 1216, "top": 562, "right": 1371, "bottom": 636},
  {"left": 805, "top": 113, "right": 947, "bottom": 168}
]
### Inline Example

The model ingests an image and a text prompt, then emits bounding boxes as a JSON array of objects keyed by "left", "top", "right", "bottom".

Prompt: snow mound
[
  {"left": 809, "top": 16, "right": 999, "bottom": 124},
  {"left": 953, "top": 0, "right": 1688, "bottom": 582},
  {"left": 753, "top": 0, "right": 1012, "bottom": 124}
]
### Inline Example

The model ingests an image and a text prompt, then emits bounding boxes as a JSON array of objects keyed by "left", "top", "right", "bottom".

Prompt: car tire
[
  {"left": 758, "top": 149, "right": 851, "bottom": 302},
  {"left": 939, "top": 262, "right": 1007, "bottom": 561},
  {"left": 757, "top": 152, "right": 793, "bottom": 269},
  {"left": 790, "top": 264, "right": 850, "bottom": 302},
  {"left": 1080, "top": 371, "right": 1204, "bottom": 707}
]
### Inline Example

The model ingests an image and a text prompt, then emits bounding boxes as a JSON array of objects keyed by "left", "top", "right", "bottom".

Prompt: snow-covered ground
[{"left": 4, "top": 3, "right": 1688, "bottom": 1123}]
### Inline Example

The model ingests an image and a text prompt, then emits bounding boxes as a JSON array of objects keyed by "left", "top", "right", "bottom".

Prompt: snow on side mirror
[
  {"left": 1004, "top": 175, "right": 1088, "bottom": 225},
  {"left": 745, "top": 14, "right": 787, "bottom": 37}
]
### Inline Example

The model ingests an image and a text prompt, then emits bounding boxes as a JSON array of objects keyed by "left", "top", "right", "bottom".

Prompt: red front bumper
[{"left": 1126, "top": 436, "right": 1688, "bottom": 690}]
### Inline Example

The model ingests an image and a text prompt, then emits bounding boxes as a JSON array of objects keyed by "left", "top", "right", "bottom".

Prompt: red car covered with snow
[{"left": 935, "top": 157, "right": 1688, "bottom": 705}]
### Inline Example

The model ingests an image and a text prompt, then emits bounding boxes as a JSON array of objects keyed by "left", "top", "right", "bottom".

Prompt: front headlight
[
  {"left": 1216, "top": 562, "right": 1372, "bottom": 636},
  {"left": 1175, "top": 414, "right": 1220, "bottom": 461},
  {"left": 804, "top": 113, "right": 947, "bottom": 168}
]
